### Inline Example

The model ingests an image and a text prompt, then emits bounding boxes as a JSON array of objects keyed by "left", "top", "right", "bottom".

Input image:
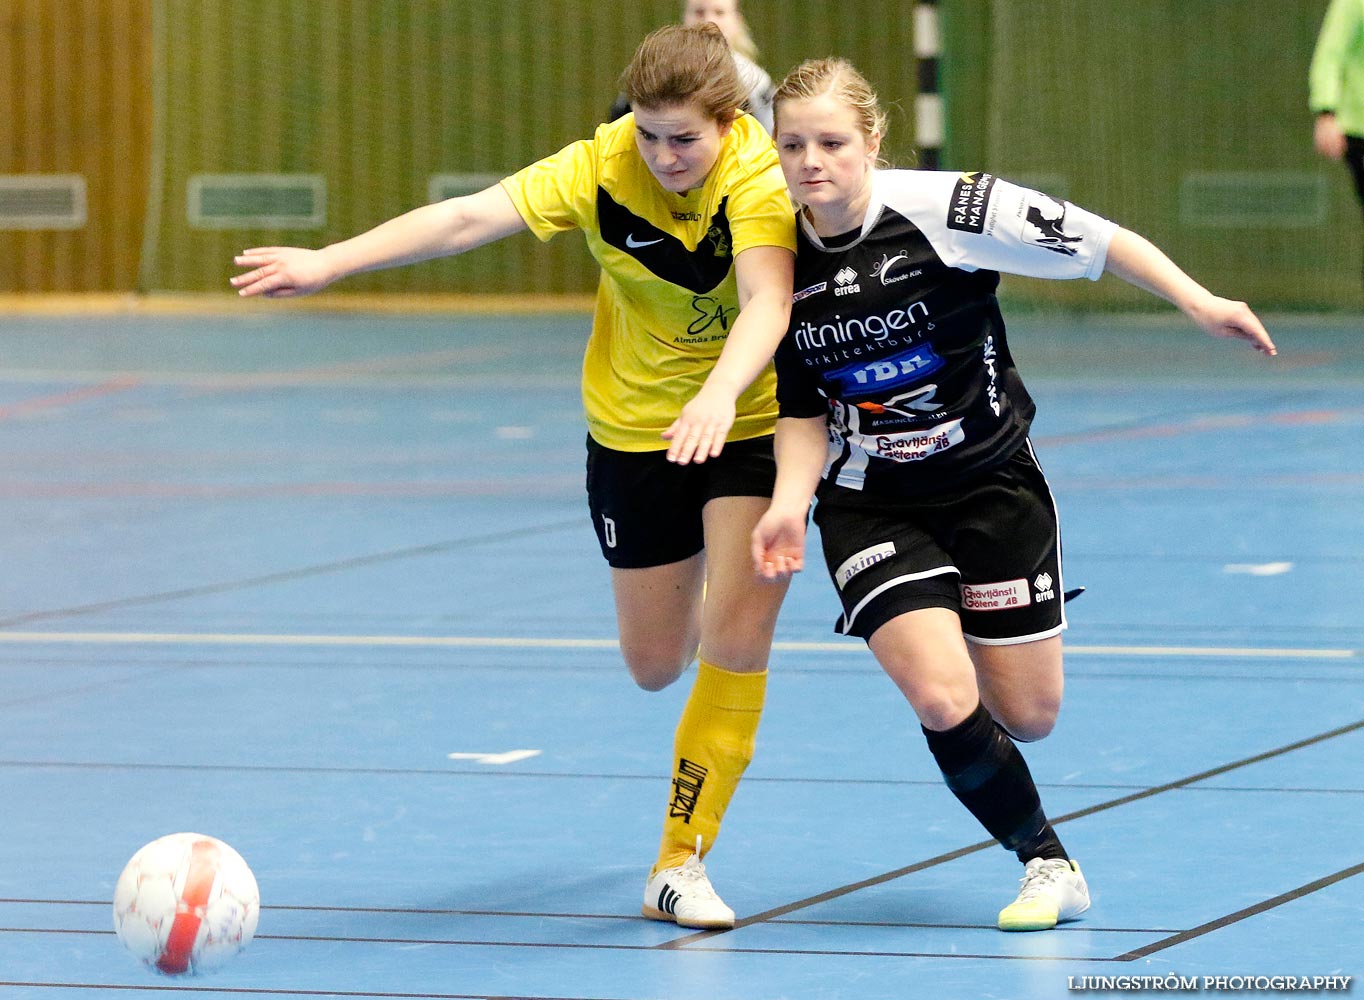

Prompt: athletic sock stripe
[{"left": 156, "top": 838, "right": 219, "bottom": 975}]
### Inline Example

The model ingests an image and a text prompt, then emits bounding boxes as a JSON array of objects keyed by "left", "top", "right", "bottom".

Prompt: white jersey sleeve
[
  {"left": 888, "top": 170, "right": 1118, "bottom": 282},
  {"left": 733, "top": 52, "right": 775, "bottom": 134}
]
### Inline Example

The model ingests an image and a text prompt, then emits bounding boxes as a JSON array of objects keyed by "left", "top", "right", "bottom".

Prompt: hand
[
  {"left": 230, "top": 247, "right": 336, "bottom": 298},
  {"left": 1314, "top": 114, "right": 1347, "bottom": 160},
  {"left": 663, "top": 384, "right": 737, "bottom": 464},
  {"left": 751, "top": 507, "right": 807, "bottom": 580},
  {"left": 1189, "top": 295, "right": 1277, "bottom": 356}
]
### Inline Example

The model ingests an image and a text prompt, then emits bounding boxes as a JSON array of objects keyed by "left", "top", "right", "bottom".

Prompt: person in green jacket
[{"left": 1310, "top": 0, "right": 1364, "bottom": 286}]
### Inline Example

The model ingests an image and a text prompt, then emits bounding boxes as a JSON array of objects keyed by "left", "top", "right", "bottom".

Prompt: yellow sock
[{"left": 653, "top": 659, "right": 767, "bottom": 874}]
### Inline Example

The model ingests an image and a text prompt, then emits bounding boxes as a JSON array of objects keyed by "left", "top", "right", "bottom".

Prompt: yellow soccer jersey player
[{"left": 501, "top": 112, "right": 795, "bottom": 451}]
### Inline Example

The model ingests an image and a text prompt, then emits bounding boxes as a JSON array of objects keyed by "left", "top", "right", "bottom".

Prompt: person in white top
[{"left": 609, "top": 0, "right": 775, "bottom": 133}]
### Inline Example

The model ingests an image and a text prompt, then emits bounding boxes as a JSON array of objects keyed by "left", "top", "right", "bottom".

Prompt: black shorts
[
  {"left": 812, "top": 442, "right": 1065, "bottom": 644},
  {"left": 585, "top": 434, "right": 777, "bottom": 569}
]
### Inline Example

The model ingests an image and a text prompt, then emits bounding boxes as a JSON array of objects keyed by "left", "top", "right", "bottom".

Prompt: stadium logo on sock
[{"left": 669, "top": 758, "right": 708, "bottom": 824}]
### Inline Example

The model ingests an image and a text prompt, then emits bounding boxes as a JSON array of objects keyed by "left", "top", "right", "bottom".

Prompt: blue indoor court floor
[{"left": 0, "top": 307, "right": 1359, "bottom": 999}]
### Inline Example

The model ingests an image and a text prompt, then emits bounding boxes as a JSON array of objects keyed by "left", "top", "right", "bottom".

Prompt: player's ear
[{"left": 867, "top": 130, "right": 881, "bottom": 164}]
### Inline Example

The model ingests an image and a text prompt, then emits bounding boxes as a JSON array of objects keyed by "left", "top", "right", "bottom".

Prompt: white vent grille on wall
[
  {"left": 0, "top": 174, "right": 87, "bottom": 229},
  {"left": 187, "top": 174, "right": 326, "bottom": 229}
]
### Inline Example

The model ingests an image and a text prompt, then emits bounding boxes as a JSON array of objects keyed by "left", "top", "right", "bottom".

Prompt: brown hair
[
  {"left": 619, "top": 22, "right": 747, "bottom": 124},
  {"left": 774, "top": 58, "right": 890, "bottom": 162}
]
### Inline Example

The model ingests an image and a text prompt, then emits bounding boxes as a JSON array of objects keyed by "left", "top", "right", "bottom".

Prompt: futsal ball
[{"left": 112, "top": 832, "right": 260, "bottom": 975}]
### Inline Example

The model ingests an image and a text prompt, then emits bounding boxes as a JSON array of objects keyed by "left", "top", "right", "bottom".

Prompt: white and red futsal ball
[{"left": 112, "top": 832, "right": 260, "bottom": 975}]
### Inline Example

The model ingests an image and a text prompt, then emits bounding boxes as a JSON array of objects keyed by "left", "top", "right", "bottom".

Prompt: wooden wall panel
[{"left": 0, "top": 0, "right": 152, "bottom": 291}]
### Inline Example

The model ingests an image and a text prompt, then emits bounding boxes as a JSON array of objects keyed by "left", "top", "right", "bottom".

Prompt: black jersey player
[{"left": 751, "top": 58, "right": 1275, "bottom": 931}]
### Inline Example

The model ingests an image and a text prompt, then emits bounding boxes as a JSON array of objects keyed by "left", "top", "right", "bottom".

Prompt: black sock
[{"left": 922, "top": 702, "right": 1069, "bottom": 864}]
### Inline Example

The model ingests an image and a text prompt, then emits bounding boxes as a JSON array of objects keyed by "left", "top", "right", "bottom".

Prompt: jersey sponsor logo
[
  {"left": 1034, "top": 572, "right": 1056, "bottom": 603},
  {"left": 834, "top": 266, "right": 861, "bottom": 296},
  {"left": 870, "top": 251, "right": 911, "bottom": 284},
  {"left": 792, "top": 299, "right": 930, "bottom": 351},
  {"left": 834, "top": 541, "right": 896, "bottom": 590},
  {"left": 684, "top": 294, "right": 737, "bottom": 338},
  {"left": 793, "top": 281, "right": 828, "bottom": 302},
  {"left": 1023, "top": 195, "right": 1084, "bottom": 256},
  {"left": 854, "top": 383, "right": 942, "bottom": 419},
  {"left": 825, "top": 344, "right": 945, "bottom": 398},
  {"left": 961, "top": 578, "right": 1031, "bottom": 611},
  {"left": 947, "top": 171, "right": 997, "bottom": 233},
  {"left": 671, "top": 210, "right": 702, "bottom": 221},
  {"left": 597, "top": 188, "right": 733, "bottom": 293},
  {"left": 983, "top": 335, "right": 1001, "bottom": 416},
  {"left": 858, "top": 417, "right": 964, "bottom": 463}
]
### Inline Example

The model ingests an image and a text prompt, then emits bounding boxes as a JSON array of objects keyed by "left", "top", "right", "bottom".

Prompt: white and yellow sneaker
[
  {"left": 997, "top": 857, "right": 1091, "bottom": 931},
  {"left": 642, "top": 838, "right": 735, "bottom": 930}
]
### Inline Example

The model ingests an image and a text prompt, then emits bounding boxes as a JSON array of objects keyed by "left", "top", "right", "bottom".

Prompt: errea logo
[
  {"left": 834, "top": 266, "right": 861, "bottom": 297},
  {"left": 1034, "top": 572, "right": 1056, "bottom": 602}
]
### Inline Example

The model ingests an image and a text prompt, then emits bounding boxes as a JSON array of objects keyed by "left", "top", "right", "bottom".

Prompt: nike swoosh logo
[{"left": 626, "top": 234, "right": 664, "bottom": 248}]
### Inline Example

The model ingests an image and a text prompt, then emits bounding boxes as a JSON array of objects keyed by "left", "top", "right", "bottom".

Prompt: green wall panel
[
  {"left": 942, "top": 1, "right": 1356, "bottom": 309},
  {"left": 143, "top": 0, "right": 918, "bottom": 295}
]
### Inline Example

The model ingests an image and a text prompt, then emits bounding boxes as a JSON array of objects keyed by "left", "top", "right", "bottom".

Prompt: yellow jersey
[{"left": 501, "top": 113, "right": 795, "bottom": 451}]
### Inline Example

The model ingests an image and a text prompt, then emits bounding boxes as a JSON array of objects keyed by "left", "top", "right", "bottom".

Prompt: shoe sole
[
  {"left": 641, "top": 903, "right": 735, "bottom": 930},
  {"left": 998, "top": 898, "right": 1091, "bottom": 932}
]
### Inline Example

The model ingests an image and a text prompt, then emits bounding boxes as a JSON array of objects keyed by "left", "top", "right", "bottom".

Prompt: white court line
[{"left": 0, "top": 631, "right": 1354, "bottom": 660}]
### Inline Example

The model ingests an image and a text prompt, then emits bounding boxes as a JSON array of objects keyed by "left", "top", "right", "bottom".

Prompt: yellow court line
[{"left": 0, "top": 631, "right": 1354, "bottom": 660}]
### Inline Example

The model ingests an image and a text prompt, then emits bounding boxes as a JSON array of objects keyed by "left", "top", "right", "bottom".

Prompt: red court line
[
  {"left": 0, "top": 477, "right": 582, "bottom": 499},
  {"left": 1039, "top": 406, "right": 1359, "bottom": 448},
  {"left": 0, "top": 377, "right": 141, "bottom": 421}
]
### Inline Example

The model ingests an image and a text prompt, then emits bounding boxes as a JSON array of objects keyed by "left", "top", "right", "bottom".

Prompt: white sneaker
[
  {"left": 642, "top": 837, "right": 735, "bottom": 930},
  {"left": 997, "top": 857, "right": 1091, "bottom": 931}
]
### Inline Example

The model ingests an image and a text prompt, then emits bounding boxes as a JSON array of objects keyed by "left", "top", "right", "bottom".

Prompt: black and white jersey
[{"left": 775, "top": 169, "right": 1118, "bottom": 498}]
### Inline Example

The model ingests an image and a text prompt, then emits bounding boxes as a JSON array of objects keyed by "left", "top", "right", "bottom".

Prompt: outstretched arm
[
  {"left": 1104, "top": 227, "right": 1277, "bottom": 356},
  {"left": 752, "top": 415, "right": 828, "bottom": 580},
  {"left": 231, "top": 185, "right": 529, "bottom": 298},
  {"left": 664, "top": 244, "right": 795, "bottom": 464}
]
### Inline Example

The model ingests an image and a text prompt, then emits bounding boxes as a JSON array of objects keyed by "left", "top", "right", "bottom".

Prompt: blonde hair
[
  {"left": 680, "top": 0, "right": 759, "bottom": 61},
  {"left": 774, "top": 58, "right": 890, "bottom": 164},
  {"left": 620, "top": 23, "right": 747, "bottom": 124},
  {"left": 722, "top": 5, "right": 759, "bottom": 61}
]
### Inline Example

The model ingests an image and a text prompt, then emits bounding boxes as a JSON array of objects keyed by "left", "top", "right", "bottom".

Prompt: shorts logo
[
  {"left": 668, "top": 758, "right": 708, "bottom": 824},
  {"left": 961, "top": 578, "right": 1030, "bottom": 611},
  {"left": 601, "top": 515, "right": 617, "bottom": 548},
  {"left": 834, "top": 541, "right": 896, "bottom": 590},
  {"left": 793, "top": 281, "right": 828, "bottom": 302},
  {"left": 1034, "top": 572, "right": 1055, "bottom": 602},
  {"left": 947, "top": 171, "right": 997, "bottom": 233}
]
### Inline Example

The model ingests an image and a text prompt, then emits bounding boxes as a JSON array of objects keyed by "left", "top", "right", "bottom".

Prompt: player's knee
[
  {"left": 622, "top": 647, "right": 692, "bottom": 692},
  {"left": 910, "top": 686, "right": 982, "bottom": 733},
  {"left": 994, "top": 699, "right": 1060, "bottom": 742}
]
